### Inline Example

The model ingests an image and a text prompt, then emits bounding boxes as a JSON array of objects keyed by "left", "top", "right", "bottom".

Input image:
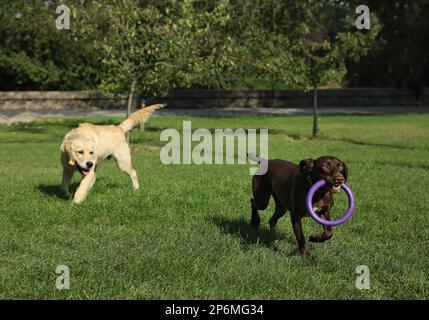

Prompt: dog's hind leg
[
  {"left": 250, "top": 198, "right": 261, "bottom": 227},
  {"left": 113, "top": 143, "right": 139, "bottom": 190},
  {"left": 250, "top": 175, "right": 271, "bottom": 228},
  {"left": 61, "top": 167, "right": 74, "bottom": 198},
  {"left": 268, "top": 194, "right": 286, "bottom": 231}
]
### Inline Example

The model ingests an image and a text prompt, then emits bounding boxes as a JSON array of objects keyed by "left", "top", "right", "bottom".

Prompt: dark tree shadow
[
  {"left": 326, "top": 137, "right": 427, "bottom": 151},
  {"left": 376, "top": 160, "right": 429, "bottom": 171},
  {"left": 352, "top": 160, "right": 429, "bottom": 171},
  {"left": 209, "top": 216, "right": 296, "bottom": 253},
  {"left": 6, "top": 126, "right": 46, "bottom": 134}
]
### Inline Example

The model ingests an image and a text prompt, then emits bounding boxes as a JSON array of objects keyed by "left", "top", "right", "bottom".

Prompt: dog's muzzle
[{"left": 77, "top": 164, "right": 91, "bottom": 176}]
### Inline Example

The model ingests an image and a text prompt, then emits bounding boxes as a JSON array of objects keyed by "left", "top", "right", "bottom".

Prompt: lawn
[{"left": 0, "top": 113, "right": 428, "bottom": 299}]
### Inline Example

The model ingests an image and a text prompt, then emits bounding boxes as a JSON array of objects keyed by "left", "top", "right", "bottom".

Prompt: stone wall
[
  {"left": 0, "top": 91, "right": 128, "bottom": 110},
  {"left": 1, "top": 88, "right": 428, "bottom": 110}
]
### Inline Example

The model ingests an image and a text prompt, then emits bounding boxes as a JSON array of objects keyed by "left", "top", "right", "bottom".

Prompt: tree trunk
[
  {"left": 126, "top": 80, "right": 136, "bottom": 143},
  {"left": 139, "top": 120, "right": 145, "bottom": 132},
  {"left": 312, "top": 85, "right": 318, "bottom": 137},
  {"left": 139, "top": 98, "right": 145, "bottom": 132},
  {"left": 135, "top": 92, "right": 145, "bottom": 132}
]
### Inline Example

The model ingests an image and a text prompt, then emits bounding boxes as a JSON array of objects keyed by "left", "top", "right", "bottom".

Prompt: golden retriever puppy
[{"left": 60, "top": 104, "right": 164, "bottom": 204}]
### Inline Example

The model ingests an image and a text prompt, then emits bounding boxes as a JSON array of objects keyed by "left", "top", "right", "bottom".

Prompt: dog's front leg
[
  {"left": 73, "top": 172, "right": 96, "bottom": 204},
  {"left": 61, "top": 167, "right": 74, "bottom": 198},
  {"left": 290, "top": 213, "right": 309, "bottom": 256},
  {"left": 309, "top": 208, "right": 333, "bottom": 242}
]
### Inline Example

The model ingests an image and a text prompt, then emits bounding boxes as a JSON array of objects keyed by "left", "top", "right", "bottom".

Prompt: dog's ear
[
  {"left": 61, "top": 140, "right": 76, "bottom": 166},
  {"left": 299, "top": 159, "right": 315, "bottom": 177}
]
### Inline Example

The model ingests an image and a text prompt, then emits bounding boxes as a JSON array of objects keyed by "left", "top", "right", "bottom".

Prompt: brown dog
[{"left": 249, "top": 154, "right": 348, "bottom": 255}]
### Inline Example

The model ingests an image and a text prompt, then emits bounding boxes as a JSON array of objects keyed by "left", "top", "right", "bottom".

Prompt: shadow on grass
[
  {"left": 376, "top": 161, "right": 429, "bottom": 171},
  {"left": 36, "top": 180, "right": 124, "bottom": 200},
  {"left": 324, "top": 136, "right": 427, "bottom": 151},
  {"left": 210, "top": 216, "right": 297, "bottom": 254},
  {"left": 36, "top": 183, "right": 78, "bottom": 200},
  {"left": 3, "top": 125, "right": 46, "bottom": 134},
  {"left": 353, "top": 160, "right": 429, "bottom": 171}
]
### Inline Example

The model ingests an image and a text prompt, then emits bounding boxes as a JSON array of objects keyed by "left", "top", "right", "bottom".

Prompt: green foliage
[
  {"left": 2, "top": 1, "right": 423, "bottom": 92},
  {"left": 300, "top": 25, "right": 381, "bottom": 89},
  {"left": 72, "top": 0, "right": 233, "bottom": 98},
  {"left": 214, "top": 0, "right": 380, "bottom": 90},
  {"left": 0, "top": 0, "right": 101, "bottom": 90},
  {"left": 348, "top": 0, "right": 429, "bottom": 90},
  {"left": 217, "top": 0, "right": 311, "bottom": 89}
]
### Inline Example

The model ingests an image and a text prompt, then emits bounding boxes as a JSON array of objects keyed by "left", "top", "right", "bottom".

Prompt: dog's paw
[
  {"left": 300, "top": 245, "right": 310, "bottom": 257},
  {"left": 268, "top": 219, "right": 278, "bottom": 231},
  {"left": 309, "top": 233, "right": 333, "bottom": 242},
  {"left": 60, "top": 187, "right": 71, "bottom": 198},
  {"left": 132, "top": 181, "right": 140, "bottom": 190},
  {"left": 72, "top": 194, "right": 85, "bottom": 204},
  {"left": 250, "top": 218, "right": 260, "bottom": 228},
  {"left": 62, "top": 192, "right": 71, "bottom": 199}
]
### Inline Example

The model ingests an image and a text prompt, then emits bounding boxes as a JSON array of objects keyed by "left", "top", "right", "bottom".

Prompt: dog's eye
[
  {"left": 321, "top": 164, "right": 330, "bottom": 172},
  {"left": 78, "top": 150, "right": 84, "bottom": 154},
  {"left": 90, "top": 151, "right": 94, "bottom": 155}
]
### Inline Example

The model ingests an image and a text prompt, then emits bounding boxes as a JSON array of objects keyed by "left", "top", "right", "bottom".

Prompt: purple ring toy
[{"left": 306, "top": 180, "right": 355, "bottom": 226}]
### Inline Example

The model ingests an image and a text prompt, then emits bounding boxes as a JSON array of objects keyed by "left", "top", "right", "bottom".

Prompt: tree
[
  {"left": 0, "top": 0, "right": 101, "bottom": 90},
  {"left": 221, "top": 0, "right": 380, "bottom": 136},
  {"left": 216, "top": 0, "right": 311, "bottom": 89},
  {"left": 71, "top": 0, "right": 232, "bottom": 139},
  {"left": 299, "top": 25, "right": 380, "bottom": 136}
]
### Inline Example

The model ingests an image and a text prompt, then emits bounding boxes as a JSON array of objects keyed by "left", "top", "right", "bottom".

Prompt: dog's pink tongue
[
  {"left": 332, "top": 186, "right": 341, "bottom": 193},
  {"left": 82, "top": 170, "right": 90, "bottom": 176}
]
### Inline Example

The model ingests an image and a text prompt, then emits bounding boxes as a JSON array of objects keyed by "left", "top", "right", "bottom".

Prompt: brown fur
[{"left": 250, "top": 155, "right": 348, "bottom": 256}]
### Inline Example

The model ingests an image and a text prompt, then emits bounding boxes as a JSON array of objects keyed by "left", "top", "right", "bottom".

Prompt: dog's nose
[
  {"left": 86, "top": 161, "right": 93, "bottom": 169},
  {"left": 335, "top": 175, "right": 345, "bottom": 184}
]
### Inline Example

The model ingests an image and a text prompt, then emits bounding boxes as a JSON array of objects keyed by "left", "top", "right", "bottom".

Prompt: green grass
[{"left": 0, "top": 113, "right": 428, "bottom": 299}]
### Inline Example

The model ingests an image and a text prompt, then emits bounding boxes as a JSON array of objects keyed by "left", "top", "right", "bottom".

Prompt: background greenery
[
  {"left": 0, "top": 114, "right": 428, "bottom": 299},
  {"left": 1, "top": 0, "right": 428, "bottom": 93}
]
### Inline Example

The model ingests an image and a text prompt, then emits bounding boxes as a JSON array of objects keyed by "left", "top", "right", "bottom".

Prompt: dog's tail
[
  {"left": 118, "top": 104, "right": 165, "bottom": 133},
  {"left": 247, "top": 153, "right": 266, "bottom": 164}
]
